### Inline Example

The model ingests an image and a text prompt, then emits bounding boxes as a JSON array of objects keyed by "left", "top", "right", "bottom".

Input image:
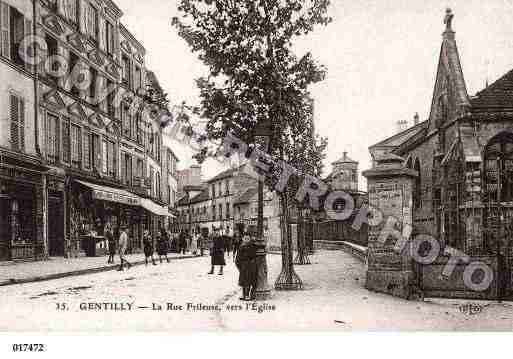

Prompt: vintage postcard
[{"left": 1, "top": 0, "right": 513, "bottom": 341}]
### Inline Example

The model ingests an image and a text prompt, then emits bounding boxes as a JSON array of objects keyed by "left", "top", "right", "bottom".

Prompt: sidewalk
[{"left": 0, "top": 252, "right": 196, "bottom": 287}]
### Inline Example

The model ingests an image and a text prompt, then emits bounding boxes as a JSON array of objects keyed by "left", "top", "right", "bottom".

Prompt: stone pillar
[{"left": 362, "top": 154, "right": 419, "bottom": 299}]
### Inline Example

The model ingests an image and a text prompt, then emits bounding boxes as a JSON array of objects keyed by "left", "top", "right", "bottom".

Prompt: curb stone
[{"left": 0, "top": 255, "right": 198, "bottom": 287}]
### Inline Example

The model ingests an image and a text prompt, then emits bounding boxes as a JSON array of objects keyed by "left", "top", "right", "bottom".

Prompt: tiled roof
[
  {"left": 206, "top": 164, "right": 245, "bottom": 183},
  {"left": 370, "top": 120, "right": 427, "bottom": 150},
  {"left": 234, "top": 187, "right": 258, "bottom": 205},
  {"left": 471, "top": 69, "right": 513, "bottom": 109},
  {"left": 189, "top": 188, "right": 210, "bottom": 204}
]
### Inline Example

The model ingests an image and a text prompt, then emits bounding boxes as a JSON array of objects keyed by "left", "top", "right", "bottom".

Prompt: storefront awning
[
  {"left": 76, "top": 180, "right": 141, "bottom": 206},
  {"left": 141, "top": 198, "right": 173, "bottom": 217}
]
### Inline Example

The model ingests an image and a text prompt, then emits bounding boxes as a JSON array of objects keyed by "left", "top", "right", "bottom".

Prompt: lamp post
[{"left": 252, "top": 119, "right": 273, "bottom": 300}]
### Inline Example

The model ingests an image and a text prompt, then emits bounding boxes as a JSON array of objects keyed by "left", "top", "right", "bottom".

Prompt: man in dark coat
[
  {"left": 235, "top": 232, "right": 258, "bottom": 300},
  {"left": 157, "top": 227, "right": 170, "bottom": 263},
  {"left": 208, "top": 228, "right": 226, "bottom": 275},
  {"left": 143, "top": 230, "right": 157, "bottom": 266},
  {"left": 106, "top": 224, "right": 116, "bottom": 264}
]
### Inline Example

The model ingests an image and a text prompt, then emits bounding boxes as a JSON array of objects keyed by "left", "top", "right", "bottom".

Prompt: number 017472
[{"left": 12, "top": 344, "right": 45, "bottom": 352}]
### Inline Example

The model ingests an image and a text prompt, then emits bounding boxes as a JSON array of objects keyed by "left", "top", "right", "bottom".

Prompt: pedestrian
[
  {"left": 118, "top": 225, "right": 132, "bottom": 271},
  {"left": 235, "top": 232, "right": 258, "bottom": 301},
  {"left": 179, "top": 230, "right": 188, "bottom": 254},
  {"left": 224, "top": 226, "right": 233, "bottom": 258},
  {"left": 106, "top": 224, "right": 116, "bottom": 264},
  {"left": 143, "top": 230, "right": 157, "bottom": 266},
  {"left": 190, "top": 229, "right": 199, "bottom": 255},
  {"left": 157, "top": 227, "right": 170, "bottom": 263},
  {"left": 199, "top": 231, "right": 205, "bottom": 256},
  {"left": 208, "top": 228, "right": 226, "bottom": 275},
  {"left": 232, "top": 232, "right": 241, "bottom": 262}
]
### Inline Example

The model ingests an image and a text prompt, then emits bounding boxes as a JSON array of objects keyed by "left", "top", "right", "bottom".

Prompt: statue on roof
[{"left": 444, "top": 8, "right": 454, "bottom": 32}]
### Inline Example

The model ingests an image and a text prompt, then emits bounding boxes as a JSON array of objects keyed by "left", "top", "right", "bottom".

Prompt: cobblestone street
[{"left": 2, "top": 251, "right": 513, "bottom": 331}]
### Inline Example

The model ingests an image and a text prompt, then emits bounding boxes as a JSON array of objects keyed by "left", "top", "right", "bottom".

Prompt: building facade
[
  {"left": 365, "top": 9, "right": 513, "bottom": 300},
  {"left": 0, "top": 0, "right": 176, "bottom": 261}
]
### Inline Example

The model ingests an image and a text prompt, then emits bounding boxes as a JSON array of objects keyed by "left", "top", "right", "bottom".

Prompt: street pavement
[{"left": 1, "top": 251, "right": 513, "bottom": 331}]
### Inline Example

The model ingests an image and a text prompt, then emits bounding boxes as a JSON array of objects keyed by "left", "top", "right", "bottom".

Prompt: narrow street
[{"left": 2, "top": 251, "right": 513, "bottom": 331}]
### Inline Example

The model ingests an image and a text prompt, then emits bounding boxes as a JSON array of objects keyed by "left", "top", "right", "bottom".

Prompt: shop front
[
  {"left": 0, "top": 158, "right": 46, "bottom": 262},
  {"left": 69, "top": 180, "right": 172, "bottom": 256}
]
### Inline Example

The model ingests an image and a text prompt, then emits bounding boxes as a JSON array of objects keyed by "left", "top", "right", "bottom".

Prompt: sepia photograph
[{"left": 1, "top": 0, "right": 513, "bottom": 350}]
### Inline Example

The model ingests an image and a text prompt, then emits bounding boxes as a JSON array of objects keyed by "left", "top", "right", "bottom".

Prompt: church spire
[{"left": 443, "top": 8, "right": 455, "bottom": 39}]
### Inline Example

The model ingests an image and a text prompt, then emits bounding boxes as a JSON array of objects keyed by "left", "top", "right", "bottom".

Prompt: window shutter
[
  {"left": 10, "top": 94, "right": 19, "bottom": 150},
  {"left": 24, "top": 19, "right": 33, "bottom": 72},
  {"left": 121, "top": 153, "right": 126, "bottom": 184},
  {"left": 19, "top": 98, "right": 25, "bottom": 151},
  {"left": 0, "top": 1, "right": 10, "bottom": 59},
  {"left": 83, "top": 128, "right": 90, "bottom": 169}
]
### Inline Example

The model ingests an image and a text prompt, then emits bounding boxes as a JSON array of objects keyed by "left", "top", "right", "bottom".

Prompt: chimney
[
  {"left": 396, "top": 120, "right": 408, "bottom": 133},
  {"left": 414, "top": 112, "right": 420, "bottom": 125}
]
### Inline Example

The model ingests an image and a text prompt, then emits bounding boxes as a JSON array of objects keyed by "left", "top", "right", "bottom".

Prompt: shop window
[
  {"left": 46, "top": 113, "right": 60, "bottom": 163},
  {"left": 9, "top": 93, "right": 24, "bottom": 152}
]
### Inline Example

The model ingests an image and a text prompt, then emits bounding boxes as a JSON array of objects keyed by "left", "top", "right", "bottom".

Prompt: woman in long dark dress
[
  {"left": 157, "top": 228, "right": 170, "bottom": 263},
  {"left": 235, "top": 233, "right": 258, "bottom": 301},
  {"left": 208, "top": 229, "right": 226, "bottom": 275}
]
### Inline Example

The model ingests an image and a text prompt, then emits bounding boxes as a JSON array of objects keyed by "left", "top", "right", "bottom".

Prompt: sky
[{"left": 116, "top": 0, "right": 513, "bottom": 188}]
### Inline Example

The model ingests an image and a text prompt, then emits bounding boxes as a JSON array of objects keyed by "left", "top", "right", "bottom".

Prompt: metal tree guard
[
  {"left": 275, "top": 186, "right": 303, "bottom": 290},
  {"left": 294, "top": 206, "right": 311, "bottom": 265}
]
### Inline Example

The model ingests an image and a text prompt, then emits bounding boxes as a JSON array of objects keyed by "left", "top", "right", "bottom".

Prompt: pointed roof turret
[{"left": 426, "top": 9, "right": 470, "bottom": 132}]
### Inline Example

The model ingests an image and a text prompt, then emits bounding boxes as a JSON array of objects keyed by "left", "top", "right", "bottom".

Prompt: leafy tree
[{"left": 172, "top": 0, "right": 331, "bottom": 172}]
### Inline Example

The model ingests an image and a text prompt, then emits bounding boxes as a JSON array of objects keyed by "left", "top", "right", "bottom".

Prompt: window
[
  {"left": 85, "top": 3, "right": 98, "bottom": 43},
  {"left": 122, "top": 105, "right": 131, "bottom": 137},
  {"left": 414, "top": 159, "right": 421, "bottom": 209},
  {"left": 122, "top": 55, "right": 130, "bottom": 86},
  {"left": 0, "top": 3, "right": 27, "bottom": 67},
  {"left": 212, "top": 205, "right": 216, "bottom": 221},
  {"left": 136, "top": 158, "right": 144, "bottom": 178},
  {"left": 45, "top": 35, "right": 59, "bottom": 84},
  {"left": 62, "top": 119, "right": 70, "bottom": 163},
  {"left": 156, "top": 172, "right": 161, "bottom": 199},
  {"left": 104, "top": 139, "right": 116, "bottom": 177},
  {"left": 89, "top": 133, "right": 101, "bottom": 171},
  {"left": 150, "top": 166, "right": 155, "bottom": 195},
  {"left": 134, "top": 66, "right": 141, "bottom": 91},
  {"left": 83, "top": 128, "right": 90, "bottom": 169},
  {"left": 136, "top": 113, "right": 143, "bottom": 144},
  {"left": 121, "top": 152, "right": 132, "bottom": 186},
  {"left": 9, "top": 94, "right": 24, "bottom": 152},
  {"left": 102, "top": 140, "right": 108, "bottom": 174},
  {"left": 212, "top": 184, "right": 216, "bottom": 198},
  {"left": 225, "top": 180, "right": 229, "bottom": 195},
  {"left": 63, "top": 0, "right": 79, "bottom": 26},
  {"left": 219, "top": 204, "right": 222, "bottom": 220},
  {"left": 46, "top": 113, "right": 60, "bottom": 163},
  {"left": 70, "top": 124, "right": 81, "bottom": 168},
  {"left": 105, "top": 21, "right": 114, "bottom": 55},
  {"left": 89, "top": 67, "right": 97, "bottom": 105},
  {"left": 484, "top": 132, "right": 513, "bottom": 202},
  {"left": 106, "top": 79, "right": 115, "bottom": 117},
  {"left": 69, "top": 52, "right": 81, "bottom": 97},
  {"left": 168, "top": 185, "right": 171, "bottom": 205},
  {"left": 226, "top": 203, "right": 230, "bottom": 219}
]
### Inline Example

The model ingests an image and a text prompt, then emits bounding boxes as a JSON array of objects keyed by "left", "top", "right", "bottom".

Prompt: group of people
[
  {"left": 104, "top": 224, "right": 179, "bottom": 271},
  {"left": 204, "top": 227, "right": 258, "bottom": 301},
  {"left": 104, "top": 223, "right": 262, "bottom": 301}
]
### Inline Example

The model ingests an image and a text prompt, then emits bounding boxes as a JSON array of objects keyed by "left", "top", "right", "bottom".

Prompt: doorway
[{"left": 48, "top": 194, "right": 64, "bottom": 257}]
